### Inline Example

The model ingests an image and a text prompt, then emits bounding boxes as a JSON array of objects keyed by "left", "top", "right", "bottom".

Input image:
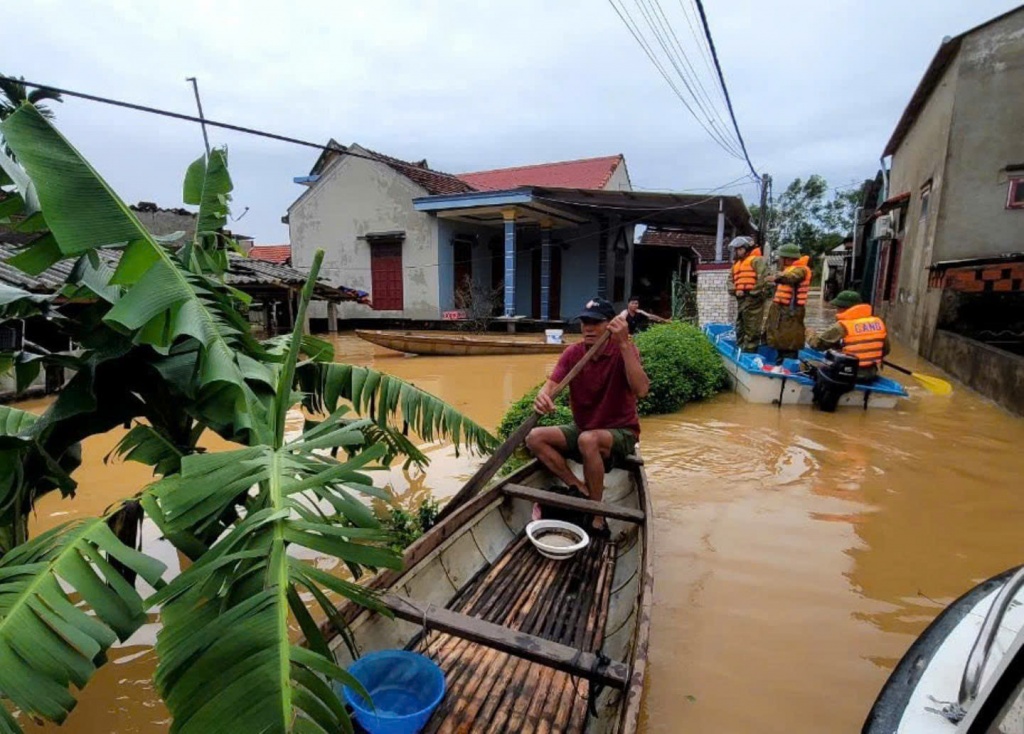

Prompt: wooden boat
[
  {"left": 863, "top": 565, "right": 1024, "bottom": 733},
  {"left": 703, "top": 323, "right": 908, "bottom": 409},
  {"left": 356, "top": 329, "right": 572, "bottom": 356},
  {"left": 325, "top": 455, "right": 653, "bottom": 733}
]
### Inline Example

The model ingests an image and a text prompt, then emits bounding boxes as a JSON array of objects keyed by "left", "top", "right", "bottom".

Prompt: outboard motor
[{"left": 811, "top": 350, "right": 859, "bottom": 412}]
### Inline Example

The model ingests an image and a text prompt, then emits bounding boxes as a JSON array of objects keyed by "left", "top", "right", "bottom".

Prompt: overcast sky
[{"left": 5, "top": 0, "right": 1020, "bottom": 242}]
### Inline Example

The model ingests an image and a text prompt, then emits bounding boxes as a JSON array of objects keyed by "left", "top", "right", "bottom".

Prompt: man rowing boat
[{"left": 526, "top": 297, "right": 650, "bottom": 536}]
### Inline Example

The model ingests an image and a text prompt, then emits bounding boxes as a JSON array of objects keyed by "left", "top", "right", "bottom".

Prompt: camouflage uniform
[
  {"left": 808, "top": 322, "right": 892, "bottom": 381},
  {"left": 728, "top": 255, "right": 769, "bottom": 351},
  {"left": 765, "top": 264, "right": 811, "bottom": 361}
]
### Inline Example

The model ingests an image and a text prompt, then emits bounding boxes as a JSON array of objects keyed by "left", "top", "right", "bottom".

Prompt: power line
[
  {"left": 692, "top": 0, "right": 759, "bottom": 180},
  {"left": 605, "top": 0, "right": 744, "bottom": 161},
  {"left": 632, "top": 0, "right": 739, "bottom": 155},
  {"left": 645, "top": 0, "right": 732, "bottom": 141}
]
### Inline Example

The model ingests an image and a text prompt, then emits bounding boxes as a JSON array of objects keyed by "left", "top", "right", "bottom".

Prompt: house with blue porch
[{"left": 285, "top": 143, "right": 753, "bottom": 328}]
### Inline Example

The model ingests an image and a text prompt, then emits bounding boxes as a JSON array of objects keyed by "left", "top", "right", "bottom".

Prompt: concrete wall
[
  {"left": 131, "top": 207, "right": 197, "bottom": 241},
  {"left": 937, "top": 11, "right": 1024, "bottom": 262},
  {"left": 928, "top": 329, "right": 1024, "bottom": 416},
  {"left": 604, "top": 163, "right": 633, "bottom": 192},
  {"left": 287, "top": 150, "right": 440, "bottom": 320},
  {"left": 885, "top": 56, "right": 960, "bottom": 354},
  {"left": 560, "top": 223, "right": 602, "bottom": 314},
  {"left": 696, "top": 268, "right": 736, "bottom": 326}
]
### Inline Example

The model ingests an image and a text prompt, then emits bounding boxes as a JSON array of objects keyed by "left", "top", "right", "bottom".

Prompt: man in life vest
[
  {"left": 727, "top": 236, "right": 769, "bottom": 351},
  {"left": 765, "top": 243, "right": 812, "bottom": 363},
  {"left": 807, "top": 290, "right": 891, "bottom": 381}
]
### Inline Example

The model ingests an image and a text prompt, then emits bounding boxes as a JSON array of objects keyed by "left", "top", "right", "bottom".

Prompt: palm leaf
[
  {"left": 0, "top": 104, "right": 271, "bottom": 445},
  {"left": 0, "top": 518, "right": 165, "bottom": 729},
  {"left": 298, "top": 362, "right": 497, "bottom": 458}
]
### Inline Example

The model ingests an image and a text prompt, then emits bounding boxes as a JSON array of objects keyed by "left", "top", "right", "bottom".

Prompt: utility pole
[
  {"left": 185, "top": 77, "right": 211, "bottom": 157},
  {"left": 757, "top": 173, "right": 771, "bottom": 257}
]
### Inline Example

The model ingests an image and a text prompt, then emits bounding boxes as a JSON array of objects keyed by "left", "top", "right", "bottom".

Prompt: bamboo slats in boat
[{"left": 413, "top": 535, "right": 617, "bottom": 734}]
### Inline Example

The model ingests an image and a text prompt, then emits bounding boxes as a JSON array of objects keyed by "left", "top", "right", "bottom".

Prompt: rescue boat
[{"left": 702, "top": 323, "right": 909, "bottom": 409}]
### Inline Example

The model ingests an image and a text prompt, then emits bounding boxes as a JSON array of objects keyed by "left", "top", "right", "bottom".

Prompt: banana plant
[{"left": 0, "top": 103, "right": 499, "bottom": 731}]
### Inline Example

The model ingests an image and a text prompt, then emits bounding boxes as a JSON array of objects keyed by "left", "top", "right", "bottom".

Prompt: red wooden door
[{"left": 370, "top": 242, "right": 404, "bottom": 311}]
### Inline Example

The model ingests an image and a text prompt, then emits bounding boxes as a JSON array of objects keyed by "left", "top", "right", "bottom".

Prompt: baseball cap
[{"left": 577, "top": 297, "right": 616, "bottom": 322}]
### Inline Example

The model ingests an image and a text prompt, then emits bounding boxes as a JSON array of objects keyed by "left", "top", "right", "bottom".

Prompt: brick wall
[
  {"left": 696, "top": 268, "right": 736, "bottom": 326},
  {"left": 934, "top": 262, "right": 1024, "bottom": 293}
]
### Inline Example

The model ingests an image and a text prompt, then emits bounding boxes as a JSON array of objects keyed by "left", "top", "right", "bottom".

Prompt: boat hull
[
  {"left": 325, "top": 457, "right": 653, "bottom": 734},
  {"left": 703, "top": 323, "right": 907, "bottom": 409},
  {"left": 356, "top": 329, "right": 571, "bottom": 356},
  {"left": 863, "top": 566, "right": 1024, "bottom": 734}
]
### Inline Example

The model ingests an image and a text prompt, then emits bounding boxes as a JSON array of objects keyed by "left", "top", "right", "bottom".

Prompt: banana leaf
[{"left": 0, "top": 518, "right": 166, "bottom": 730}]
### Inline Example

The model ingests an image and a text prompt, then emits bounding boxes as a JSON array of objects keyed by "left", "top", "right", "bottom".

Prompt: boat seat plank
[
  {"left": 502, "top": 483, "right": 646, "bottom": 524},
  {"left": 383, "top": 594, "right": 628, "bottom": 689}
]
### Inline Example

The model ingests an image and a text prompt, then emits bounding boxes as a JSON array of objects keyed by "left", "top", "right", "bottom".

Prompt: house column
[
  {"left": 540, "top": 218, "right": 552, "bottom": 321},
  {"left": 503, "top": 209, "right": 517, "bottom": 317},
  {"left": 327, "top": 301, "right": 338, "bottom": 332},
  {"left": 714, "top": 198, "right": 725, "bottom": 261}
]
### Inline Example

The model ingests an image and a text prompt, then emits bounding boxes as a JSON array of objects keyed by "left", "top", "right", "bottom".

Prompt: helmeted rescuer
[
  {"left": 726, "top": 236, "right": 769, "bottom": 351},
  {"left": 765, "top": 243, "right": 812, "bottom": 363},
  {"left": 807, "top": 290, "right": 891, "bottom": 381}
]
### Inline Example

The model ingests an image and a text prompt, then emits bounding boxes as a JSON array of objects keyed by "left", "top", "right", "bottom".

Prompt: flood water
[{"left": 17, "top": 328, "right": 1024, "bottom": 733}]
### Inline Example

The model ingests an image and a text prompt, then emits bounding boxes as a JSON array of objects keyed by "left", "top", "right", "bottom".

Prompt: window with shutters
[{"left": 370, "top": 240, "right": 404, "bottom": 311}]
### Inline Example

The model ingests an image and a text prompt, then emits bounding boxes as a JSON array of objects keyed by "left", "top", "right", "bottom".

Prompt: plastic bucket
[
  {"left": 339, "top": 650, "right": 445, "bottom": 734},
  {"left": 545, "top": 329, "right": 564, "bottom": 344}
]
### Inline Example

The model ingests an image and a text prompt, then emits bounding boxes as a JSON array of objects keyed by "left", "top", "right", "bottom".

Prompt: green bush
[{"left": 633, "top": 322, "right": 727, "bottom": 415}]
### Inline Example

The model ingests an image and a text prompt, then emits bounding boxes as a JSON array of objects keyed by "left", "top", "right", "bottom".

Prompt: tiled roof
[
  {"left": 248, "top": 245, "right": 291, "bottom": 265},
  {"left": 639, "top": 228, "right": 718, "bottom": 262},
  {"left": 458, "top": 155, "right": 624, "bottom": 191},
  {"left": 362, "top": 148, "right": 476, "bottom": 195}
]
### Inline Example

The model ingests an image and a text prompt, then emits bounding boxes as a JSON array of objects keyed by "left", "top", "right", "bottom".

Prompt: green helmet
[
  {"left": 775, "top": 243, "right": 801, "bottom": 259},
  {"left": 830, "top": 290, "right": 862, "bottom": 308}
]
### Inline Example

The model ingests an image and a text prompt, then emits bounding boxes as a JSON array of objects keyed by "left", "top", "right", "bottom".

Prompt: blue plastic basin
[{"left": 339, "top": 650, "right": 445, "bottom": 734}]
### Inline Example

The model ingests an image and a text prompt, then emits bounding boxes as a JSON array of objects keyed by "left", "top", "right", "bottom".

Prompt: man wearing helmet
[{"left": 727, "top": 236, "right": 769, "bottom": 351}]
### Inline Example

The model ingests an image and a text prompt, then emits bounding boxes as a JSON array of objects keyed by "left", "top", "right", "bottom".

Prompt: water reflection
[{"left": 15, "top": 333, "right": 1024, "bottom": 733}]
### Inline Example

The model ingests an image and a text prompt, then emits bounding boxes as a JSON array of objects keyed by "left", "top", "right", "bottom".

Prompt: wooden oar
[
  {"left": 436, "top": 330, "right": 612, "bottom": 522},
  {"left": 883, "top": 359, "right": 953, "bottom": 395}
]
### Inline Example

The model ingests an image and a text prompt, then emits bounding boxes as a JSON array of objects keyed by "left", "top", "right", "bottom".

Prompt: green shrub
[{"left": 633, "top": 322, "right": 727, "bottom": 415}]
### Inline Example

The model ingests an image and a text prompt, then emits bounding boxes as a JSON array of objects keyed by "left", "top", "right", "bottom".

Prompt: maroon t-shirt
[{"left": 550, "top": 340, "right": 641, "bottom": 436}]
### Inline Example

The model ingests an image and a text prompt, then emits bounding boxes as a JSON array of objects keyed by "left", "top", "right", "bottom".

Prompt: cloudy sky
[{"left": 5, "top": 0, "right": 1020, "bottom": 242}]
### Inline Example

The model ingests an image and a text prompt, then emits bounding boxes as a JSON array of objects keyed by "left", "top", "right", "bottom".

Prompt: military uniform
[
  {"left": 765, "top": 250, "right": 812, "bottom": 362},
  {"left": 808, "top": 320, "right": 891, "bottom": 381},
  {"left": 728, "top": 247, "right": 769, "bottom": 351}
]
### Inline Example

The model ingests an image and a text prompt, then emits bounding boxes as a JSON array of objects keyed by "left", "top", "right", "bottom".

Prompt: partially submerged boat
[
  {"left": 356, "top": 329, "right": 572, "bottom": 356},
  {"left": 703, "top": 323, "right": 908, "bottom": 409},
  {"left": 863, "top": 565, "right": 1024, "bottom": 733},
  {"left": 326, "top": 456, "right": 653, "bottom": 733}
]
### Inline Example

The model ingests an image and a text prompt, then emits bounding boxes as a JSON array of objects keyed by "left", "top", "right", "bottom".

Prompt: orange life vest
[
  {"left": 837, "top": 304, "right": 887, "bottom": 368},
  {"left": 731, "top": 248, "right": 762, "bottom": 294},
  {"left": 773, "top": 256, "right": 812, "bottom": 306}
]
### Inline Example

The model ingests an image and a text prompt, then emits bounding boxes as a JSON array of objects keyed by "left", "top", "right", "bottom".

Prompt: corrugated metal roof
[{"left": 0, "top": 240, "right": 369, "bottom": 303}]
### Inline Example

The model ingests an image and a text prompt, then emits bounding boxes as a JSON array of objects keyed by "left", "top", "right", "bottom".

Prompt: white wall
[
  {"left": 287, "top": 150, "right": 440, "bottom": 320},
  {"left": 604, "top": 161, "right": 633, "bottom": 192}
]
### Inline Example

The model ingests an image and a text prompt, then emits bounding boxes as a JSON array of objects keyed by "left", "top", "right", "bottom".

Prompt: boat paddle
[
  {"left": 883, "top": 359, "right": 953, "bottom": 395},
  {"left": 435, "top": 329, "right": 612, "bottom": 522}
]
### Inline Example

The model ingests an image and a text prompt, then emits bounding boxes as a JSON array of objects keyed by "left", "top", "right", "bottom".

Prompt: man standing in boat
[
  {"left": 765, "top": 243, "right": 812, "bottom": 363},
  {"left": 526, "top": 297, "right": 650, "bottom": 536},
  {"left": 623, "top": 295, "right": 669, "bottom": 335},
  {"left": 807, "top": 290, "right": 891, "bottom": 381},
  {"left": 727, "top": 236, "right": 770, "bottom": 352}
]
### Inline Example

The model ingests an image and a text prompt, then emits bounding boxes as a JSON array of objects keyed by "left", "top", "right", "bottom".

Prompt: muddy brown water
[{"left": 17, "top": 331, "right": 1024, "bottom": 733}]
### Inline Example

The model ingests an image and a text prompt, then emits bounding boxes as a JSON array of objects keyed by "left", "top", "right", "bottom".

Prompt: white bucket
[{"left": 544, "top": 329, "right": 564, "bottom": 345}]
